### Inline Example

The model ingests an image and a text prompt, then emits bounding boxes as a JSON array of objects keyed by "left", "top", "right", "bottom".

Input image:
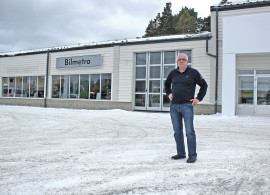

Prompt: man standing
[{"left": 165, "top": 53, "right": 208, "bottom": 163}]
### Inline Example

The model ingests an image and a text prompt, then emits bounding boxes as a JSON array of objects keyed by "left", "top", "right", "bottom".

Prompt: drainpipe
[
  {"left": 44, "top": 50, "right": 49, "bottom": 108},
  {"left": 215, "top": 8, "right": 219, "bottom": 114},
  {"left": 206, "top": 8, "right": 219, "bottom": 114}
]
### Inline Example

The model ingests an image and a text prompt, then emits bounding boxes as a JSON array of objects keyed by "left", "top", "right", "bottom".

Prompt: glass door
[
  {"left": 135, "top": 53, "right": 147, "bottom": 110},
  {"left": 256, "top": 72, "right": 270, "bottom": 115},
  {"left": 147, "top": 52, "right": 161, "bottom": 111}
]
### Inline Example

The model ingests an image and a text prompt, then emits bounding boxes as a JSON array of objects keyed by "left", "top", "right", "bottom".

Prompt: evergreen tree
[
  {"left": 144, "top": 3, "right": 210, "bottom": 37},
  {"left": 173, "top": 7, "right": 198, "bottom": 34},
  {"left": 159, "top": 2, "right": 174, "bottom": 35}
]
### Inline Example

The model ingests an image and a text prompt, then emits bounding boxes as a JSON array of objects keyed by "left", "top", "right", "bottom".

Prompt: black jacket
[{"left": 165, "top": 67, "right": 208, "bottom": 104}]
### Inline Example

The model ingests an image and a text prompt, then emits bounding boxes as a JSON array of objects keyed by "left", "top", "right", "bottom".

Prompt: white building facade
[
  {"left": 1, "top": 1, "right": 270, "bottom": 116},
  {"left": 210, "top": 1, "right": 270, "bottom": 116}
]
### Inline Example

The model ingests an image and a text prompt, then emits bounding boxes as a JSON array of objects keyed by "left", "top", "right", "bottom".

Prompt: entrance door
[
  {"left": 134, "top": 51, "right": 191, "bottom": 111},
  {"left": 134, "top": 51, "right": 177, "bottom": 111},
  {"left": 147, "top": 52, "right": 162, "bottom": 111},
  {"left": 256, "top": 74, "right": 270, "bottom": 115},
  {"left": 237, "top": 70, "right": 270, "bottom": 115}
]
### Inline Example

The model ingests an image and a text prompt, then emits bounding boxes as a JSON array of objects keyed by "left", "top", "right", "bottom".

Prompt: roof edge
[
  {"left": 211, "top": 0, "right": 270, "bottom": 11},
  {"left": 0, "top": 32, "right": 211, "bottom": 57}
]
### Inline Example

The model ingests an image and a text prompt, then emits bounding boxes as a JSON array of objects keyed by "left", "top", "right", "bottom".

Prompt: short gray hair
[{"left": 178, "top": 53, "right": 188, "bottom": 61}]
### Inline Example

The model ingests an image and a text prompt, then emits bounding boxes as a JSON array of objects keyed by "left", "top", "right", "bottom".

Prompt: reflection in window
[
  {"left": 136, "top": 53, "right": 146, "bottom": 65},
  {"left": 257, "top": 77, "right": 270, "bottom": 105},
  {"left": 135, "top": 94, "right": 145, "bottom": 106},
  {"left": 30, "top": 76, "right": 37, "bottom": 98},
  {"left": 15, "top": 77, "right": 22, "bottom": 97},
  {"left": 70, "top": 75, "right": 79, "bottom": 99},
  {"left": 2, "top": 78, "right": 8, "bottom": 97},
  {"left": 23, "top": 77, "right": 29, "bottom": 97},
  {"left": 61, "top": 75, "right": 69, "bottom": 99},
  {"left": 238, "top": 76, "right": 254, "bottom": 104},
  {"left": 150, "top": 52, "right": 161, "bottom": 64},
  {"left": 149, "top": 66, "right": 160, "bottom": 78},
  {"left": 80, "top": 75, "right": 89, "bottom": 99},
  {"left": 38, "top": 76, "right": 44, "bottom": 98},
  {"left": 136, "top": 67, "right": 146, "bottom": 79},
  {"left": 52, "top": 75, "right": 60, "bottom": 98},
  {"left": 90, "top": 74, "right": 100, "bottom": 99},
  {"left": 101, "top": 74, "right": 111, "bottom": 99},
  {"left": 9, "top": 77, "right": 15, "bottom": 97},
  {"left": 51, "top": 74, "right": 111, "bottom": 100},
  {"left": 135, "top": 81, "right": 146, "bottom": 93},
  {"left": 164, "top": 51, "right": 175, "bottom": 64}
]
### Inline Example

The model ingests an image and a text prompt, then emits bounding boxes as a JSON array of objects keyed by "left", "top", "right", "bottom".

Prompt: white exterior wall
[
  {"left": 222, "top": 11, "right": 270, "bottom": 116},
  {"left": 0, "top": 54, "right": 47, "bottom": 77},
  {"left": 0, "top": 39, "right": 213, "bottom": 108},
  {"left": 118, "top": 40, "right": 213, "bottom": 104},
  {"left": 210, "top": 6, "right": 270, "bottom": 107},
  {"left": 49, "top": 47, "right": 115, "bottom": 99}
]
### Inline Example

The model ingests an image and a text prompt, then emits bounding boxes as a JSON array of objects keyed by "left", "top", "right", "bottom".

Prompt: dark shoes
[
  {"left": 171, "top": 154, "right": 186, "bottom": 160},
  {"left": 186, "top": 157, "right": 197, "bottom": 163}
]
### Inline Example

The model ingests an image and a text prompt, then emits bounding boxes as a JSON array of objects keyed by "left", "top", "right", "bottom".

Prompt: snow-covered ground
[{"left": 0, "top": 105, "right": 269, "bottom": 194}]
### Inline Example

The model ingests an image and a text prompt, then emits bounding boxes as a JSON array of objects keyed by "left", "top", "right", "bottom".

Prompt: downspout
[
  {"left": 44, "top": 50, "right": 49, "bottom": 108},
  {"left": 206, "top": 8, "right": 219, "bottom": 114},
  {"left": 215, "top": 8, "right": 219, "bottom": 114}
]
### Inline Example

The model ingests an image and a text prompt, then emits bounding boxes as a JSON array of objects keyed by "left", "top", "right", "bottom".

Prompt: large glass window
[
  {"left": 22, "top": 77, "right": 29, "bottom": 97},
  {"left": 1, "top": 76, "right": 44, "bottom": 98},
  {"left": 101, "top": 74, "right": 111, "bottom": 99},
  {"left": 52, "top": 75, "right": 60, "bottom": 98},
  {"left": 15, "top": 77, "right": 22, "bottom": 97},
  {"left": 90, "top": 74, "right": 100, "bottom": 99},
  {"left": 238, "top": 76, "right": 254, "bottom": 104},
  {"left": 51, "top": 74, "right": 111, "bottom": 100},
  {"left": 80, "top": 75, "right": 89, "bottom": 99},
  {"left": 70, "top": 75, "right": 79, "bottom": 99},
  {"left": 61, "top": 75, "right": 69, "bottom": 99},
  {"left": 8, "top": 78, "right": 15, "bottom": 97},
  {"left": 2, "top": 78, "right": 8, "bottom": 97},
  {"left": 30, "top": 76, "right": 37, "bottom": 98},
  {"left": 38, "top": 76, "right": 44, "bottom": 98},
  {"left": 257, "top": 77, "right": 270, "bottom": 105}
]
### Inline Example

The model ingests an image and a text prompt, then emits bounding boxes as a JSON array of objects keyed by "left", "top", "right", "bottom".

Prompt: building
[
  {"left": 1, "top": 0, "right": 270, "bottom": 116},
  {"left": 209, "top": 0, "right": 270, "bottom": 116}
]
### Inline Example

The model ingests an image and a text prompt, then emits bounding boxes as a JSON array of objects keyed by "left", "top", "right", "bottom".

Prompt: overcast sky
[{"left": 0, "top": 0, "right": 244, "bottom": 53}]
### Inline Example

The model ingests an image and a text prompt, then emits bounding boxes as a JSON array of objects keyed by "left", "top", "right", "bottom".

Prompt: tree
[
  {"left": 173, "top": 7, "right": 198, "bottom": 34},
  {"left": 159, "top": 2, "right": 174, "bottom": 35},
  {"left": 144, "top": 3, "right": 210, "bottom": 37},
  {"left": 144, "top": 3, "right": 174, "bottom": 37}
]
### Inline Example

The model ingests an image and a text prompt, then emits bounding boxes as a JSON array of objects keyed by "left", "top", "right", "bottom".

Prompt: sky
[{"left": 0, "top": 0, "right": 246, "bottom": 53}]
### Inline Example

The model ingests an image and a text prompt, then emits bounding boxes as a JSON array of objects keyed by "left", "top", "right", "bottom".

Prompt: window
[
  {"left": 2, "top": 78, "right": 8, "bottom": 97},
  {"left": 52, "top": 75, "right": 60, "bottom": 98},
  {"left": 51, "top": 74, "right": 111, "bottom": 100},
  {"left": 101, "top": 74, "right": 111, "bottom": 99},
  {"left": 60, "top": 75, "right": 69, "bottom": 99},
  {"left": 15, "top": 77, "right": 22, "bottom": 97},
  {"left": 80, "top": 75, "right": 89, "bottom": 99},
  {"left": 38, "top": 76, "right": 45, "bottom": 98},
  {"left": 90, "top": 74, "right": 100, "bottom": 99},
  {"left": 70, "top": 75, "right": 79, "bottom": 99},
  {"left": 238, "top": 76, "right": 254, "bottom": 104},
  {"left": 2, "top": 76, "right": 45, "bottom": 98}
]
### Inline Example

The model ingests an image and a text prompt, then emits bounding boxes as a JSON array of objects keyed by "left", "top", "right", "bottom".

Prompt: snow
[
  {"left": 0, "top": 105, "right": 269, "bottom": 194},
  {"left": 0, "top": 32, "right": 211, "bottom": 56}
]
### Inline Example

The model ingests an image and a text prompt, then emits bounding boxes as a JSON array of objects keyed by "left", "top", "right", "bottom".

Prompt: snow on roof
[
  {"left": 0, "top": 32, "right": 211, "bottom": 57},
  {"left": 211, "top": 0, "right": 270, "bottom": 10}
]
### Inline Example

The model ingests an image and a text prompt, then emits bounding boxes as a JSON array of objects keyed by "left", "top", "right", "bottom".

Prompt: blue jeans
[{"left": 170, "top": 103, "right": 197, "bottom": 158}]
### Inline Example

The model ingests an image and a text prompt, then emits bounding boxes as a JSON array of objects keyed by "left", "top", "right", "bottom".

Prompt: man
[{"left": 165, "top": 53, "right": 208, "bottom": 163}]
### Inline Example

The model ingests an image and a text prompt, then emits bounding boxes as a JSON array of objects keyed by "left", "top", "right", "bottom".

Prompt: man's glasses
[{"left": 177, "top": 58, "right": 187, "bottom": 61}]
